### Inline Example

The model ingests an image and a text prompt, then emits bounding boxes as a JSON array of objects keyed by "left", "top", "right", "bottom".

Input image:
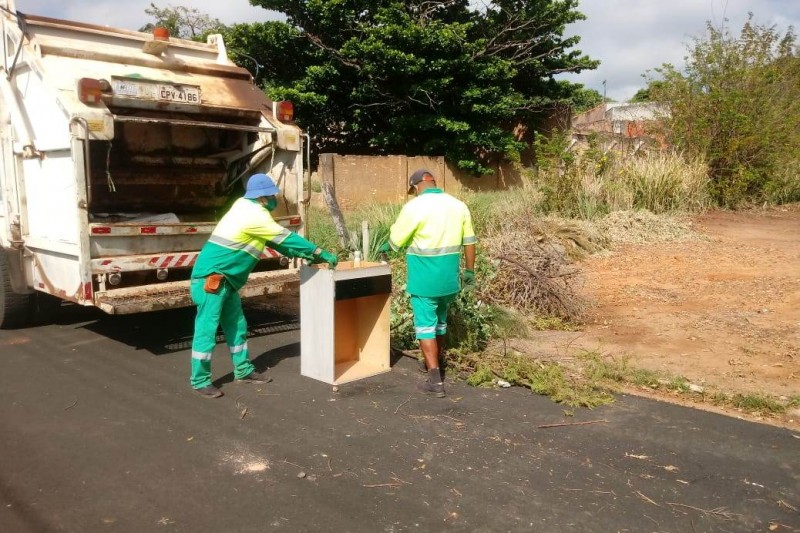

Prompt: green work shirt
[
  {"left": 192, "top": 198, "right": 318, "bottom": 290},
  {"left": 389, "top": 189, "right": 477, "bottom": 297}
]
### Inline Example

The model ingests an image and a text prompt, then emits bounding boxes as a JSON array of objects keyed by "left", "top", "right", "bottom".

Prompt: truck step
[{"left": 93, "top": 269, "right": 300, "bottom": 314}]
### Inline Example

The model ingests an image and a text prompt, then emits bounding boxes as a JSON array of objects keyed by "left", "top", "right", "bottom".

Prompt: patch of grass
[
  {"left": 306, "top": 205, "right": 342, "bottom": 255},
  {"left": 581, "top": 352, "right": 694, "bottom": 394},
  {"left": 451, "top": 350, "right": 614, "bottom": 408},
  {"left": 466, "top": 364, "right": 495, "bottom": 388},
  {"left": 727, "top": 393, "right": 786, "bottom": 415},
  {"left": 529, "top": 315, "right": 581, "bottom": 331}
]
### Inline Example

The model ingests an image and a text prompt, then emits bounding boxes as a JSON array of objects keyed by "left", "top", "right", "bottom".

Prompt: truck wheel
[{"left": 0, "top": 249, "right": 33, "bottom": 329}]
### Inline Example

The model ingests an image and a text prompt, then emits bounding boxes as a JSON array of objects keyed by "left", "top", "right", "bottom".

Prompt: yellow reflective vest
[
  {"left": 192, "top": 198, "right": 316, "bottom": 290},
  {"left": 389, "top": 189, "right": 476, "bottom": 297}
]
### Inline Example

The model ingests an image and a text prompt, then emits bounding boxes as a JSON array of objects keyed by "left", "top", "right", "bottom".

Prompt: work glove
[
  {"left": 460, "top": 269, "right": 476, "bottom": 292},
  {"left": 314, "top": 249, "right": 338, "bottom": 269},
  {"left": 377, "top": 241, "right": 391, "bottom": 253}
]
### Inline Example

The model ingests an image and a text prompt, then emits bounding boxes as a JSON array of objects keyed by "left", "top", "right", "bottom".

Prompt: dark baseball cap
[{"left": 408, "top": 169, "right": 435, "bottom": 194}]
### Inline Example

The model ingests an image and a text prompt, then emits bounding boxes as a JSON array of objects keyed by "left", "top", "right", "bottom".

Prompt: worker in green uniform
[
  {"left": 387, "top": 169, "right": 477, "bottom": 397},
  {"left": 190, "top": 173, "right": 338, "bottom": 398}
]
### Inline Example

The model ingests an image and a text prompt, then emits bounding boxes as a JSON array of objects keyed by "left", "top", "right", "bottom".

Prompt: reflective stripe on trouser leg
[
  {"left": 189, "top": 278, "right": 227, "bottom": 389},
  {"left": 219, "top": 288, "right": 254, "bottom": 379}
]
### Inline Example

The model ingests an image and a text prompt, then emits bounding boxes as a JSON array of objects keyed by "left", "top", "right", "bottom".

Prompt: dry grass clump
[
  {"left": 579, "top": 210, "right": 700, "bottom": 245},
  {"left": 609, "top": 152, "right": 712, "bottom": 213}
]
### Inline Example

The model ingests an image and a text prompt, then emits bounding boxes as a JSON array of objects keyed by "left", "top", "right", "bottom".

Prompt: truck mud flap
[{"left": 93, "top": 269, "right": 299, "bottom": 315}]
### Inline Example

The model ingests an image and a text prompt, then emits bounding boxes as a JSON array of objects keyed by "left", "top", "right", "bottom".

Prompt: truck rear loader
[{"left": 0, "top": 0, "right": 309, "bottom": 328}]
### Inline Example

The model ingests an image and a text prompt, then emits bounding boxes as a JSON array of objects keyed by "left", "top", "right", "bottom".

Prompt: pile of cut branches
[{"left": 478, "top": 222, "right": 588, "bottom": 321}]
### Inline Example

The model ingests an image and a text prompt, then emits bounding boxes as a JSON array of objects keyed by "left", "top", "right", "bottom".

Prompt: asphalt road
[{"left": 1, "top": 302, "right": 798, "bottom": 533}]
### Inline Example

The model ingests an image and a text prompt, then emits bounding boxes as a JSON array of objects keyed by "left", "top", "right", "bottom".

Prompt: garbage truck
[{"left": 0, "top": 0, "right": 310, "bottom": 327}]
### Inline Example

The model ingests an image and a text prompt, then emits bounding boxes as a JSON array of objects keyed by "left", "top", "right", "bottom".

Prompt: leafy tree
[
  {"left": 140, "top": 3, "right": 225, "bottom": 40},
  {"left": 222, "top": 22, "right": 319, "bottom": 89},
  {"left": 246, "top": 0, "right": 597, "bottom": 174},
  {"left": 629, "top": 80, "right": 665, "bottom": 102},
  {"left": 569, "top": 85, "right": 604, "bottom": 112},
  {"left": 649, "top": 16, "right": 800, "bottom": 206}
]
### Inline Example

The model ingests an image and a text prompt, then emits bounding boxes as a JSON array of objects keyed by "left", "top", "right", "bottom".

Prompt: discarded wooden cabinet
[{"left": 300, "top": 261, "right": 391, "bottom": 384}]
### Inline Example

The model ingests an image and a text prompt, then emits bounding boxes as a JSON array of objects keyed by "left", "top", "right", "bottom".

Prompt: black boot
[{"left": 418, "top": 368, "right": 446, "bottom": 398}]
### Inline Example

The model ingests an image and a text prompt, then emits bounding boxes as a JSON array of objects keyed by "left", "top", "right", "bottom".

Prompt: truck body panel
[{"left": 0, "top": 1, "right": 307, "bottom": 325}]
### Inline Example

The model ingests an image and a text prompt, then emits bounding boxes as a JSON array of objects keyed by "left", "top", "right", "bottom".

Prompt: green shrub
[{"left": 649, "top": 16, "right": 800, "bottom": 206}]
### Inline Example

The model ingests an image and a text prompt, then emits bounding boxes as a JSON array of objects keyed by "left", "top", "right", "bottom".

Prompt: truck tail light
[
  {"left": 277, "top": 100, "right": 294, "bottom": 122},
  {"left": 78, "top": 78, "right": 103, "bottom": 105},
  {"left": 289, "top": 216, "right": 301, "bottom": 226},
  {"left": 91, "top": 226, "right": 111, "bottom": 234},
  {"left": 83, "top": 281, "right": 93, "bottom": 300}
]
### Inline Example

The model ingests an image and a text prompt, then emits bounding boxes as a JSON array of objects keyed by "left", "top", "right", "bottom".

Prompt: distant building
[{"left": 572, "top": 102, "right": 668, "bottom": 138}]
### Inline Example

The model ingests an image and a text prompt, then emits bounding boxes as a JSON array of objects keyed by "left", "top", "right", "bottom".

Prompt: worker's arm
[
  {"left": 247, "top": 210, "right": 337, "bottom": 266},
  {"left": 464, "top": 244, "right": 476, "bottom": 271},
  {"left": 461, "top": 206, "right": 478, "bottom": 290}
]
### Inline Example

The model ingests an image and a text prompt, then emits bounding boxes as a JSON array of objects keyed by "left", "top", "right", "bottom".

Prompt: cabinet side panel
[{"left": 300, "top": 266, "right": 335, "bottom": 383}]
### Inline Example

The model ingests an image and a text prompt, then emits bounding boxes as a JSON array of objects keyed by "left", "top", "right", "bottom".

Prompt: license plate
[
  {"left": 156, "top": 84, "right": 200, "bottom": 104},
  {"left": 112, "top": 80, "right": 200, "bottom": 104}
]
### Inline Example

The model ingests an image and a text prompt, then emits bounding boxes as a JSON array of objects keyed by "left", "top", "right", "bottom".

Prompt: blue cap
[{"left": 243, "top": 173, "right": 280, "bottom": 199}]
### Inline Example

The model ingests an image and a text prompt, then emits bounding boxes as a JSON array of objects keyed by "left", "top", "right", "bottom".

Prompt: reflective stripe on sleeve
[{"left": 268, "top": 228, "right": 292, "bottom": 245}]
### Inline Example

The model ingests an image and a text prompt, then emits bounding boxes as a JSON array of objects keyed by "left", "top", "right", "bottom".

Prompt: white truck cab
[{"left": 0, "top": 1, "right": 309, "bottom": 327}]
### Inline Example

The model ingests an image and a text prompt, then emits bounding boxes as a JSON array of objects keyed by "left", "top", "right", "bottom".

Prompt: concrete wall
[
  {"left": 572, "top": 102, "right": 669, "bottom": 138},
  {"left": 319, "top": 154, "right": 525, "bottom": 210}
]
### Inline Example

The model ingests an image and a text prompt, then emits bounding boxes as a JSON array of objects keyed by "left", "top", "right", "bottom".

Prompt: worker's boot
[
  {"left": 417, "top": 358, "right": 447, "bottom": 383},
  {"left": 195, "top": 385, "right": 223, "bottom": 399},
  {"left": 418, "top": 368, "right": 446, "bottom": 398},
  {"left": 236, "top": 369, "right": 272, "bottom": 384}
]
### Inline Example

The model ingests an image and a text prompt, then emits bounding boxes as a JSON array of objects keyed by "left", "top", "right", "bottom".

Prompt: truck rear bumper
[{"left": 93, "top": 269, "right": 299, "bottom": 314}]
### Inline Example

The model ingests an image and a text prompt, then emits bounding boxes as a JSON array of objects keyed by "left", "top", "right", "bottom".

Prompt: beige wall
[{"left": 319, "top": 154, "right": 525, "bottom": 210}]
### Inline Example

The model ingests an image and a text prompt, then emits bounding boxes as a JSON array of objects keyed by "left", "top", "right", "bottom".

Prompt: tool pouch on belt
[{"left": 203, "top": 274, "right": 224, "bottom": 294}]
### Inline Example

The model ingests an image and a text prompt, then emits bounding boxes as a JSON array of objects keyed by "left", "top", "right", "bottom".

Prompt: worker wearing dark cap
[{"left": 387, "top": 169, "right": 477, "bottom": 397}]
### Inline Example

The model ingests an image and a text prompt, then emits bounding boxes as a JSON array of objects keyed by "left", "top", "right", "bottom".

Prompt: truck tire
[{"left": 0, "top": 248, "right": 33, "bottom": 329}]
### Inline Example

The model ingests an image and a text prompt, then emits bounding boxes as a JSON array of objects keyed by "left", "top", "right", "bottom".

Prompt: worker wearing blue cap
[{"left": 189, "top": 173, "right": 338, "bottom": 398}]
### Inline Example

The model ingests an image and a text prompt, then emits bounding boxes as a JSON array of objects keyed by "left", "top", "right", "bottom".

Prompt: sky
[{"left": 11, "top": 0, "right": 800, "bottom": 102}]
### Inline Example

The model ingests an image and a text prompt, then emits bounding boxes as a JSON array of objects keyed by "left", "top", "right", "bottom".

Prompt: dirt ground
[{"left": 533, "top": 207, "right": 800, "bottom": 424}]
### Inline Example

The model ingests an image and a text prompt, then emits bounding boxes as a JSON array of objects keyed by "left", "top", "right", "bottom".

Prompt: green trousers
[{"left": 189, "top": 277, "right": 254, "bottom": 389}]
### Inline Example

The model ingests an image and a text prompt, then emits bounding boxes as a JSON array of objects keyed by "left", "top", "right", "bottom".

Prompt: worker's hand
[
  {"left": 315, "top": 249, "right": 338, "bottom": 269},
  {"left": 460, "top": 269, "right": 476, "bottom": 292},
  {"left": 377, "top": 241, "right": 391, "bottom": 253}
]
